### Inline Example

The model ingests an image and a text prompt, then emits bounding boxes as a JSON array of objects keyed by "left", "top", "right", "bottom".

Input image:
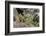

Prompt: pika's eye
[{"left": 13, "top": 16, "right": 16, "bottom": 21}]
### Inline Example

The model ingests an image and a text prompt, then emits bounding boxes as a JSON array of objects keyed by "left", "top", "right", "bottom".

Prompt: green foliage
[{"left": 17, "top": 14, "right": 39, "bottom": 27}]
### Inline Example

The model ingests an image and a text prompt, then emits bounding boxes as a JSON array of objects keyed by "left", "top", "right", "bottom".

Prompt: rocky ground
[{"left": 13, "top": 21, "right": 35, "bottom": 28}]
